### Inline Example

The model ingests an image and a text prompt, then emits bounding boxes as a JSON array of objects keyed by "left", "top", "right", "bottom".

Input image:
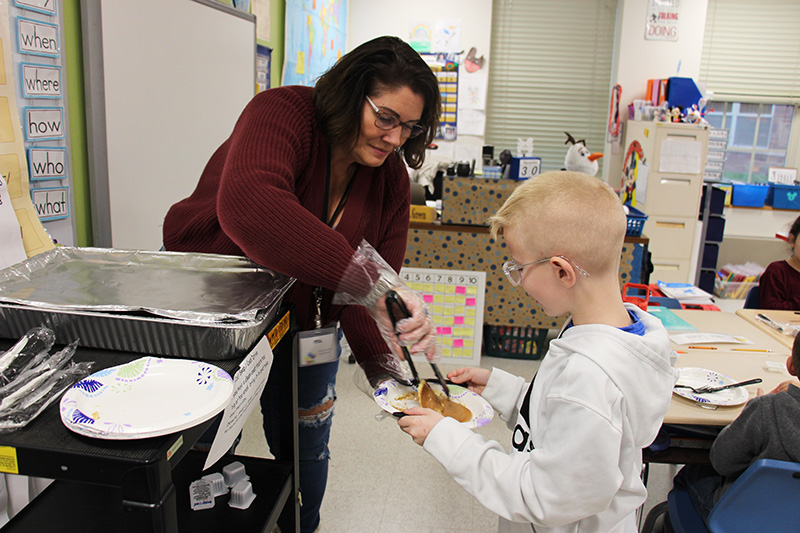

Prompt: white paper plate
[
  {"left": 59, "top": 356, "right": 233, "bottom": 439},
  {"left": 673, "top": 367, "right": 750, "bottom": 406},
  {"left": 374, "top": 379, "right": 493, "bottom": 428}
]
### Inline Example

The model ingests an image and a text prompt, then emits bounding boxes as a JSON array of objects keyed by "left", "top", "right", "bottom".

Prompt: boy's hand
[
  {"left": 447, "top": 367, "right": 491, "bottom": 395},
  {"left": 397, "top": 407, "right": 444, "bottom": 445},
  {"left": 766, "top": 380, "right": 797, "bottom": 395}
]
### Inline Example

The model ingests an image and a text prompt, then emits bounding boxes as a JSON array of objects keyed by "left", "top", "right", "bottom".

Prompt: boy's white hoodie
[{"left": 423, "top": 304, "right": 677, "bottom": 532}]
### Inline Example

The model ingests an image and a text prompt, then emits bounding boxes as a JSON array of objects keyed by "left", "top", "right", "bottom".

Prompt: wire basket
[
  {"left": 483, "top": 325, "right": 548, "bottom": 360},
  {"left": 625, "top": 206, "right": 648, "bottom": 237}
]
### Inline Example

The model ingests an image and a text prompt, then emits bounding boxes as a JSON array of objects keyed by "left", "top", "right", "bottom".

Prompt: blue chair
[
  {"left": 743, "top": 285, "right": 760, "bottom": 309},
  {"left": 666, "top": 459, "right": 800, "bottom": 533}
]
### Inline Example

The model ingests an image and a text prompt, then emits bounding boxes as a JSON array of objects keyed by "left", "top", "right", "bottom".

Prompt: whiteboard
[{"left": 82, "top": 0, "right": 255, "bottom": 249}]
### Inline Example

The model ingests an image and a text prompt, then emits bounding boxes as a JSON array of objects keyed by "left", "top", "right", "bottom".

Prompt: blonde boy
[{"left": 399, "top": 171, "right": 677, "bottom": 533}]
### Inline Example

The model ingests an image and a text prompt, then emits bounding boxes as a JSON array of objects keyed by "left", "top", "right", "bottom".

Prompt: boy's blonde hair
[{"left": 489, "top": 171, "right": 627, "bottom": 276}]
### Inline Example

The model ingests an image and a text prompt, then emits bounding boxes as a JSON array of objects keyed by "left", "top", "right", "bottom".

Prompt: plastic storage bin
[
  {"left": 483, "top": 325, "right": 547, "bottom": 360},
  {"left": 766, "top": 184, "right": 800, "bottom": 210},
  {"left": 625, "top": 206, "right": 648, "bottom": 237},
  {"left": 714, "top": 279, "right": 758, "bottom": 299},
  {"left": 732, "top": 183, "right": 770, "bottom": 207}
]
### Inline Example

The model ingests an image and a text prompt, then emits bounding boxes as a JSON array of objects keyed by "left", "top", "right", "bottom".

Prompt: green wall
[{"left": 61, "top": 0, "right": 285, "bottom": 247}]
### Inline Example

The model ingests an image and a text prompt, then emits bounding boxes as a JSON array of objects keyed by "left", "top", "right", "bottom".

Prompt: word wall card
[{"left": 400, "top": 267, "right": 485, "bottom": 365}]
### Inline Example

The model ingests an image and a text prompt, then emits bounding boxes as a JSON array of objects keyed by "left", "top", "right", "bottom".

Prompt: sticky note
[
  {"left": 423, "top": 294, "right": 434, "bottom": 303},
  {"left": 453, "top": 339, "right": 464, "bottom": 348},
  {"left": 444, "top": 295, "right": 455, "bottom": 304},
  {"left": 467, "top": 286, "right": 478, "bottom": 295},
  {"left": 423, "top": 284, "right": 434, "bottom": 292},
  {"left": 431, "top": 305, "right": 444, "bottom": 314},
  {"left": 441, "top": 327, "right": 452, "bottom": 335},
  {"left": 466, "top": 308, "right": 477, "bottom": 316},
  {"left": 444, "top": 316, "right": 454, "bottom": 325},
  {"left": 441, "top": 336, "right": 453, "bottom": 346},
  {"left": 455, "top": 286, "right": 467, "bottom": 295},
  {"left": 455, "top": 306, "right": 466, "bottom": 315},
  {"left": 454, "top": 316, "right": 465, "bottom": 325},
  {"left": 465, "top": 317, "right": 475, "bottom": 326},
  {"left": 466, "top": 297, "right": 477, "bottom": 306},
  {"left": 433, "top": 295, "right": 444, "bottom": 303},
  {"left": 464, "top": 339, "right": 474, "bottom": 348},
  {"left": 435, "top": 284, "right": 446, "bottom": 292},
  {"left": 441, "top": 347, "right": 451, "bottom": 357},
  {"left": 456, "top": 296, "right": 466, "bottom": 305}
]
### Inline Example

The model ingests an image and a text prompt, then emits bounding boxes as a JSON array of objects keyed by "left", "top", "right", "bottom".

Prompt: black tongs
[{"left": 385, "top": 290, "right": 450, "bottom": 398}]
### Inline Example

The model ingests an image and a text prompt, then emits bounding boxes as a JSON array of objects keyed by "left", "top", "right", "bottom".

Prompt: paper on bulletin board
[
  {"left": 659, "top": 138, "right": 702, "bottom": 174},
  {"left": 0, "top": 8, "right": 54, "bottom": 258},
  {"left": 205, "top": 335, "right": 274, "bottom": 470}
]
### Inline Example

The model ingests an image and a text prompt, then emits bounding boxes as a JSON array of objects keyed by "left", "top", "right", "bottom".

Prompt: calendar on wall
[{"left": 400, "top": 267, "right": 485, "bottom": 364}]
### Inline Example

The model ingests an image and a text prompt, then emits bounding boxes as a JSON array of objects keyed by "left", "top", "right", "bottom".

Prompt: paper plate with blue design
[
  {"left": 59, "top": 356, "right": 233, "bottom": 439},
  {"left": 374, "top": 378, "right": 493, "bottom": 428},
  {"left": 674, "top": 367, "right": 750, "bottom": 407}
]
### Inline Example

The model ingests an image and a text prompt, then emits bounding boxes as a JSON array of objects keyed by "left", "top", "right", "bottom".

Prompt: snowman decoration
[{"left": 563, "top": 132, "right": 603, "bottom": 177}]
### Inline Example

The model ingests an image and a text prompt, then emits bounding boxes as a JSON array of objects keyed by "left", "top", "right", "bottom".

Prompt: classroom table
[
  {"left": 665, "top": 309, "right": 792, "bottom": 427},
  {"left": 642, "top": 309, "right": 794, "bottom": 466},
  {"left": 735, "top": 308, "right": 799, "bottom": 350}
]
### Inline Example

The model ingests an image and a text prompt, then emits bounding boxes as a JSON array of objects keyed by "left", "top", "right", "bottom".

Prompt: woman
[
  {"left": 760, "top": 214, "right": 800, "bottom": 310},
  {"left": 163, "top": 36, "right": 441, "bottom": 532}
]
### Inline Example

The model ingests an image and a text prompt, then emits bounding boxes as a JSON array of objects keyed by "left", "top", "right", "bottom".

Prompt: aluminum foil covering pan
[{"left": 0, "top": 248, "right": 295, "bottom": 360}]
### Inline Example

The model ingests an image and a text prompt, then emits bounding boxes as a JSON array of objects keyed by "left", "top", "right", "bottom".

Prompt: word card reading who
[
  {"left": 27, "top": 147, "right": 66, "bottom": 180},
  {"left": 400, "top": 267, "right": 486, "bottom": 364}
]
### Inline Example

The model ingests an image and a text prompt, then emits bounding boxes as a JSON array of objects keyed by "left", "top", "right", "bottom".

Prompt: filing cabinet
[{"left": 624, "top": 121, "right": 709, "bottom": 283}]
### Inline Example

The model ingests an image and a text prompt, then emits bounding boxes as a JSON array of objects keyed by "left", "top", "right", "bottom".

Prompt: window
[
  {"left": 705, "top": 102, "right": 793, "bottom": 183},
  {"left": 700, "top": 0, "right": 800, "bottom": 184},
  {"left": 485, "top": 0, "right": 616, "bottom": 174}
]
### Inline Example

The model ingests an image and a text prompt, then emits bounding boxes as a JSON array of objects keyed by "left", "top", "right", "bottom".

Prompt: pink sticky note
[
  {"left": 453, "top": 339, "right": 464, "bottom": 348},
  {"left": 423, "top": 294, "right": 434, "bottom": 303},
  {"left": 466, "top": 297, "right": 476, "bottom": 306},
  {"left": 454, "top": 316, "right": 465, "bottom": 325},
  {"left": 436, "top": 327, "right": 445, "bottom": 335},
  {"left": 442, "top": 327, "right": 452, "bottom": 335},
  {"left": 455, "top": 286, "right": 467, "bottom": 294}
]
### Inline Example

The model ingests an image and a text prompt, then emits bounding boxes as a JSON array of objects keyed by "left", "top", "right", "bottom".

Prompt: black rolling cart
[{"left": 0, "top": 306, "right": 299, "bottom": 533}]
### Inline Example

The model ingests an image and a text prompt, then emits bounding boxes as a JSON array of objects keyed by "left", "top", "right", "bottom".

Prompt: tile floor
[{"left": 235, "top": 299, "right": 745, "bottom": 532}]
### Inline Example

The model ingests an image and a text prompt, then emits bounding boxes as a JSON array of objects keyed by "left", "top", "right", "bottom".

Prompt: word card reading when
[
  {"left": 400, "top": 267, "right": 486, "bottom": 364},
  {"left": 15, "top": 17, "right": 59, "bottom": 58}
]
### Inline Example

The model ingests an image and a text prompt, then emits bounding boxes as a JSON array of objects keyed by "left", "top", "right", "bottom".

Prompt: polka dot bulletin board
[{"left": 400, "top": 267, "right": 486, "bottom": 364}]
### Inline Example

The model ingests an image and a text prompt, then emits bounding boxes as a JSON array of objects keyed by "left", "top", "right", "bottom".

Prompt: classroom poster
[{"left": 282, "top": 0, "right": 346, "bottom": 87}]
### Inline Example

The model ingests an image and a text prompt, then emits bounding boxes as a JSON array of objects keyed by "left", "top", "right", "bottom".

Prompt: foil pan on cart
[{"left": 0, "top": 247, "right": 295, "bottom": 360}]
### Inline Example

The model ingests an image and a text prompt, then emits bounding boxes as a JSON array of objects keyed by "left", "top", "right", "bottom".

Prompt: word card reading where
[{"left": 400, "top": 267, "right": 486, "bottom": 364}]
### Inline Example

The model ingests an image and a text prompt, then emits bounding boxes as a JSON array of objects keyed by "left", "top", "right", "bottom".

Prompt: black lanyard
[{"left": 313, "top": 149, "right": 356, "bottom": 327}]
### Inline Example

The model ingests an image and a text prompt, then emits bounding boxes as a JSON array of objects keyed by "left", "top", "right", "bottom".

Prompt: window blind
[
  {"left": 700, "top": 0, "right": 800, "bottom": 104},
  {"left": 485, "top": 0, "right": 616, "bottom": 174}
]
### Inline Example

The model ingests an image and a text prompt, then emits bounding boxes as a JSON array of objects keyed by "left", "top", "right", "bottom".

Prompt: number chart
[{"left": 400, "top": 267, "right": 486, "bottom": 364}]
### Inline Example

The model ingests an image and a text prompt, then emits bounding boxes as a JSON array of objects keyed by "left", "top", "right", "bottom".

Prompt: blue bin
[
  {"left": 766, "top": 184, "right": 800, "bottom": 210},
  {"left": 732, "top": 183, "right": 769, "bottom": 207}
]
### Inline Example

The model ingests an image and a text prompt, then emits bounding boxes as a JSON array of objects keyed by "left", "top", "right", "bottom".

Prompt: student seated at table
[
  {"left": 668, "top": 333, "right": 800, "bottom": 528},
  {"left": 759, "top": 214, "right": 800, "bottom": 310},
  {"left": 397, "top": 171, "right": 677, "bottom": 533}
]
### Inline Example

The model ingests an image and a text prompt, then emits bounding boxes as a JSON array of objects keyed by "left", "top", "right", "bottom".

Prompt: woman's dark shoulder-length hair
[{"left": 313, "top": 35, "right": 441, "bottom": 170}]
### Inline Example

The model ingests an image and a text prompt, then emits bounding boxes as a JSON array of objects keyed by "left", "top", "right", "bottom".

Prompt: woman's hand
[
  {"left": 378, "top": 285, "right": 438, "bottom": 361},
  {"left": 397, "top": 407, "right": 444, "bottom": 445},
  {"left": 447, "top": 367, "right": 491, "bottom": 395}
]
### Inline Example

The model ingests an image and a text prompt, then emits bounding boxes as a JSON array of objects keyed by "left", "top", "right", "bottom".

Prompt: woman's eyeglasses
[
  {"left": 502, "top": 256, "right": 590, "bottom": 286},
  {"left": 365, "top": 96, "right": 426, "bottom": 139}
]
